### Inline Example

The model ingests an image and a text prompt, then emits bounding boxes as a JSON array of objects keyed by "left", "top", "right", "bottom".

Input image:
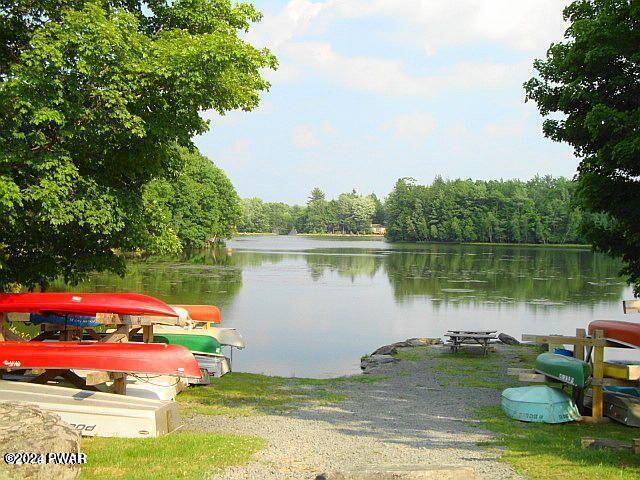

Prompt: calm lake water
[{"left": 54, "top": 236, "right": 636, "bottom": 377}]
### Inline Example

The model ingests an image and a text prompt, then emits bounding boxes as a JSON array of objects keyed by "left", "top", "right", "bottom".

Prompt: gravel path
[{"left": 187, "top": 346, "right": 521, "bottom": 480}]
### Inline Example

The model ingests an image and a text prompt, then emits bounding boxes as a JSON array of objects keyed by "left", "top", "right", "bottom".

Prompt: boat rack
[
  {"left": 517, "top": 328, "right": 638, "bottom": 423},
  {"left": 0, "top": 312, "right": 175, "bottom": 395}
]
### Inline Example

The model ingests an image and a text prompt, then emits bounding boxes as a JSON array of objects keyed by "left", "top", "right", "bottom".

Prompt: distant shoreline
[{"left": 233, "top": 232, "right": 591, "bottom": 248}]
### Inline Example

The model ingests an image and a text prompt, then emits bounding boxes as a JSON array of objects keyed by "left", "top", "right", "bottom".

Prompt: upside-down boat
[
  {"left": 0, "top": 341, "right": 201, "bottom": 378},
  {"left": 534, "top": 352, "right": 592, "bottom": 388},
  {"left": 588, "top": 320, "right": 640, "bottom": 349},
  {"left": 0, "top": 292, "right": 179, "bottom": 317}
]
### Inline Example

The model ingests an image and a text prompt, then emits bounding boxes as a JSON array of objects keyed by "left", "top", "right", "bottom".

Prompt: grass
[
  {"left": 80, "top": 431, "right": 265, "bottom": 480},
  {"left": 478, "top": 406, "right": 640, "bottom": 479},
  {"left": 178, "top": 372, "right": 386, "bottom": 416},
  {"left": 394, "top": 343, "right": 640, "bottom": 478}
]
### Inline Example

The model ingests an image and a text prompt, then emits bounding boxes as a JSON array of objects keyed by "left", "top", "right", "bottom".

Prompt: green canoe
[
  {"left": 534, "top": 352, "right": 592, "bottom": 387},
  {"left": 151, "top": 333, "right": 223, "bottom": 355},
  {"left": 502, "top": 386, "right": 581, "bottom": 423}
]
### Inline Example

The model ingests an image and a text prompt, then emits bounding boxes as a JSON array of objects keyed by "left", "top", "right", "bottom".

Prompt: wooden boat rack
[
  {"left": 0, "top": 313, "right": 170, "bottom": 395},
  {"left": 519, "top": 327, "right": 639, "bottom": 423}
]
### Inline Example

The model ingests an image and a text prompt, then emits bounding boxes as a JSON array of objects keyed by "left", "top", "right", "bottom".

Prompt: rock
[
  {"left": 0, "top": 402, "right": 80, "bottom": 480},
  {"left": 316, "top": 465, "right": 477, "bottom": 479},
  {"left": 371, "top": 344, "right": 399, "bottom": 356},
  {"left": 361, "top": 354, "right": 399, "bottom": 373},
  {"left": 498, "top": 333, "right": 520, "bottom": 346},
  {"left": 405, "top": 337, "right": 442, "bottom": 347}
]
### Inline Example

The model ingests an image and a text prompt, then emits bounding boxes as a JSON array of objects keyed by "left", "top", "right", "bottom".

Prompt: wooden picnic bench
[{"left": 444, "top": 330, "right": 498, "bottom": 355}]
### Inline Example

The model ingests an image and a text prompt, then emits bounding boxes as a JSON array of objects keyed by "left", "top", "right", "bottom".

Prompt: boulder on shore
[
  {"left": 361, "top": 354, "right": 399, "bottom": 373},
  {"left": 498, "top": 333, "right": 520, "bottom": 346},
  {"left": 0, "top": 402, "right": 80, "bottom": 480},
  {"left": 371, "top": 338, "right": 442, "bottom": 356}
]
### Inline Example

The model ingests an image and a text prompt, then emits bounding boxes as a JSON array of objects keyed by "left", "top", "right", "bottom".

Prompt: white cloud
[
  {"left": 283, "top": 42, "right": 527, "bottom": 97},
  {"left": 330, "top": 0, "right": 571, "bottom": 54},
  {"left": 383, "top": 112, "right": 436, "bottom": 142},
  {"left": 252, "top": 0, "right": 571, "bottom": 54}
]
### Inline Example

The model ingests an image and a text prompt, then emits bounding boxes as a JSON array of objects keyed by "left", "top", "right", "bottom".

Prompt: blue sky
[{"left": 195, "top": 0, "right": 575, "bottom": 204}]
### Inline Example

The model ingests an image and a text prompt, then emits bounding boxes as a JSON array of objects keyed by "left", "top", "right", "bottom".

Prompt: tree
[
  {"left": 524, "top": 0, "right": 640, "bottom": 292},
  {"left": 239, "top": 198, "right": 270, "bottom": 233},
  {"left": 305, "top": 187, "right": 328, "bottom": 233},
  {"left": 0, "top": 0, "right": 276, "bottom": 289},
  {"left": 145, "top": 148, "right": 241, "bottom": 248}
]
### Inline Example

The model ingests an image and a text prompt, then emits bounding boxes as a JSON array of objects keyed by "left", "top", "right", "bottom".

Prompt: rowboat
[
  {"left": 501, "top": 385, "right": 580, "bottom": 423},
  {"left": 154, "top": 325, "right": 246, "bottom": 349},
  {"left": 0, "top": 293, "right": 178, "bottom": 317},
  {"left": 584, "top": 387, "right": 640, "bottom": 427},
  {"left": 171, "top": 305, "right": 220, "bottom": 323},
  {"left": 0, "top": 380, "right": 180, "bottom": 438},
  {"left": 589, "top": 320, "right": 640, "bottom": 348},
  {"left": 194, "top": 354, "right": 230, "bottom": 378},
  {"left": 0, "top": 341, "right": 201, "bottom": 378},
  {"left": 534, "top": 352, "right": 592, "bottom": 387}
]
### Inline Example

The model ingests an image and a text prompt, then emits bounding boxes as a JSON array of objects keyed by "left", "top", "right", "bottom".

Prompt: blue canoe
[
  {"left": 501, "top": 386, "right": 581, "bottom": 423},
  {"left": 28, "top": 313, "right": 100, "bottom": 328}
]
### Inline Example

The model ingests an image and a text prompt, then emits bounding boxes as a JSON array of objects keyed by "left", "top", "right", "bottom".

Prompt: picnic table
[{"left": 445, "top": 330, "right": 498, "bottom": 355}]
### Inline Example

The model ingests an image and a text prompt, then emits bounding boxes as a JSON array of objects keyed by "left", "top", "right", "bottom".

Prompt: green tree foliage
[
  {"left": 385, "top": 176, "right": 591, "bottom": 244},
  {"left": 144, "top": 148, "right": 241, "bottom": 249},
  {"left": 524, "top": 0, "right": 640, "bottom": 293},
  {"left": 305, "top": 187, "right": 328, "bottom": 233},
  {"left": 239, "top": 198, "right": 271, "bottom": 233},
  {"left": 335, "top": 193, "right": 376, "bottom": 234},
  {"left": 0, "top": 0, "right": 275, "bottom": 289}
]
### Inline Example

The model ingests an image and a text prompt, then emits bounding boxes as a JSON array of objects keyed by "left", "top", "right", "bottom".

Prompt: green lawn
[
  {"left": 80, "top": 431, "right": 265, "bottom": 480},
  {"left": 178, "top": 371, "right": 385, "bottom": 416},
  {"left": 478, "top": 406, "right": 640, "bottom": 479},
  {"left": 395, "top": 344, "right": 640, "bottom": 478}
]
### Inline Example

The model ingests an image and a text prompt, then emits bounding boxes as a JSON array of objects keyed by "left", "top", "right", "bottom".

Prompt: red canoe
[
  {"left": 589, "top": 320, "right": 640, "bottom": 348},
  {"left": 171, "top": 305, "right": 221, "bottom": 323},
  {"left": 0, "top": 293, "right": 178, "bottom": 318},
  {"left": 0, "top": 341, "right": 201, "bottom": 378}
]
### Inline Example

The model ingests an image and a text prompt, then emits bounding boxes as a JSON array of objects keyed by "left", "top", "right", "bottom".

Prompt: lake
[{"left": 53, "top": 235, "right": 636, "bottom": 377}]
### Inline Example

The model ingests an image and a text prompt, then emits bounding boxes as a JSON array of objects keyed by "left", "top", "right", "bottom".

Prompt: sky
[{"left": 194, "top": 0, "right": 576, "bottom": 205}]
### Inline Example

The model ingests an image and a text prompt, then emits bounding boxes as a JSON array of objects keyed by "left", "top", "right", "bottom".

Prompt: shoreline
[{"left": 233, "top": 232, "right": 591, "bottom": 248}]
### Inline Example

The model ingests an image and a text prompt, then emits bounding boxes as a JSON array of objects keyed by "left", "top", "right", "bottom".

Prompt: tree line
[
  {"left": 238, "top": 188, "right": 385, "bottom": 234},
  {"left": 239, "top": 176, "right": 601, "bottom": 244}
]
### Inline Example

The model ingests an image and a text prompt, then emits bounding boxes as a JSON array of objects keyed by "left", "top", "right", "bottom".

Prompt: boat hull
[
  {"left": 501, "top": 386, "right": 580, "bottom": 423},
  {"left": 585, "top": 387, "right": 640, "bottom": 427},
  {"left": 0, "top": 380, "right": 180, "bottom": 437},
  {"left": 534, "top": 352, "right": 592, "bottom": 387},
  {"left": 589, "top": 320, "right": 640, "bottom": 349},
  {"left": 150, "top": 333, "right": 222, "bottom": 355},
  {"left": 171, "top": 305, "right": 221, "bottom": 323},
  {"left": 154, "top": 325, "right": 245, "bottom": 349},
  {"left": 0, "top": 293, "right": 178, "bottom": 317},
  {"left": 0, "top": 341, "right": 201, "bottom": 378}
]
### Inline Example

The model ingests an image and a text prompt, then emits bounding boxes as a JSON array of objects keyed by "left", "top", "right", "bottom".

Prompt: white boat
[
  {"left": 195, "top": 354, "right": 231, "bottom": 378},
  {"left": 0, "top": 380, "right": 180, "bottom": 438},
  {"left": 155, "top": 324, "right": 246, "bottom": 349}
]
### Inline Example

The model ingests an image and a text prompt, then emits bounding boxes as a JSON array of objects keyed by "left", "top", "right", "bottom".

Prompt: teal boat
[
  {"left": 534, "top": 352, "right": 592, "bottom": 387},
  {"left": 502, "top": 386, "right": 581, "bottom": 423}
]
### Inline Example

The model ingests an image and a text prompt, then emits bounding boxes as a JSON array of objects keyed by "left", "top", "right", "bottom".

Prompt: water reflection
[{"left": 54, "top": 236, "right": 633, "bottom": 377}]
